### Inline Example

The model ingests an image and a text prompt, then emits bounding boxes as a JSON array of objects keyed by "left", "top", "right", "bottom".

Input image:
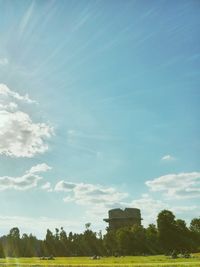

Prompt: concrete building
[{"left": 104, "top": 208, "right": 142, "bottom": 230}]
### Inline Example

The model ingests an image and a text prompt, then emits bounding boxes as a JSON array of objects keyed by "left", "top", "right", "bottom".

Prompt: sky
[{"left": 0, "top": 0, "right": 199, "bottom": 238}]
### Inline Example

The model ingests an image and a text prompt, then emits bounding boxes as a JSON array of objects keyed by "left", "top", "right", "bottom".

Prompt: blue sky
[{"left": 0, "top": 0, "right": 199, "bottom": 238}]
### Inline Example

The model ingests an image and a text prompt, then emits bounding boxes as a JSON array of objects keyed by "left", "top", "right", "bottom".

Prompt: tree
[
  {"left": 85, "top": 223, "right": 91, "bottom": 230},
  {"left": 0, "top": 241, "right": 5, "bottom": 258},
  {"left": 146, "top": 224, "right": 160, "bottom": 254},
  {"left": 21, "top": 233, "right": 41, "bottom": 257},
  {"left": 9, "top": 228, "right": 20, "bottom": 239},
  {"left": 157, "top": 210, "right": 177, "bottom": 253},
  {"left": 103, "top": 230, "right": 118, "bottom": 256},
  {"left": 190, "top": 218, "right": 200, "bottom": 233},
  {"left": 6, "top": 227, "right": 21, "bottom": 257},
  {"left": 44, "top": 229, "right": 55, "bottom": 255},
  {"left": 190, "top": 218, "right": 200, "bottom": 251},
  {"left": 82, "top": 226, "right": 100, "bottom": 256},
  {"left": 116, "top": 227, "right": 133, "bottom": 255},
  {"left": 175, "top": 219, "right": 191, "bottom": 252},
  {"left": 0, "top": 211, "right": 199, "bottom": 257},
  {"left": 131, "top": 225, "right": 146, "bottom": 255},
  {"left": 60, "top": 227, "right": 70, "bottom": 256}
]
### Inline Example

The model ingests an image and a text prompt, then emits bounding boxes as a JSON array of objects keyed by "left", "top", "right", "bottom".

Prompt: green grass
[{"left": 0, "top": 254, "right": 200, "bottom": 267}]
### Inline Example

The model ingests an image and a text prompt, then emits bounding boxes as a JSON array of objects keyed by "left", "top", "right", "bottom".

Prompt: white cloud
[
  {"left": 0, "top": 173, "right": 41, "bottom": 191},
  {"left": 0, "top": 110, "right": 53, "bottom": 157},
  {"left": 62, "top": 195, "right": 75, "bottom": 203},
  {"left": 161, "top": 154, "right": 175, "bottom": 161},
  {"left": 55, "top": 181, "right": 76, "bottom": 192},
  {"left": 120, "top": 194, "right": 167, "bottom": 226},
  {"left": 126, "top": 195, "right": 199, "bottom": 226},
  {"left": 172, "top": 205, "right": 198, "bottom": 214},
  {"left": 55, "top": 180, "right": 128, "bottom": 210},
  {"left": 0, "top": 163, "right": 51, "bottom": 191},
  {"left": 146, "top": 172, "right": 200, "bottom": 199},
  {"left": 55, "top": 180, "right": 200, "bottom": 226},
  {"left": 0, "top": 84, "right": 53, "bottom": 158},
  {"left": 29, "top": 163, "right": 52, "bottom": 174},
  {"left": 0, "top": 58, "right": 8, "bottom": 66},
  {"left": 120, "top": 194, "right": 199, "bottom": 226},
  {"left": 41, "top": 182, "right": 52, "bottom": 192},
  {"left": 0, "top": 102, "right": 18, "bottom": 111},
  {"left": 0, "top": 84, "right": 36, "bottom": 104}
]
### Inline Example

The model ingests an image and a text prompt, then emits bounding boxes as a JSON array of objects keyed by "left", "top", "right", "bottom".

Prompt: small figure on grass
[{"left": 171, "top": 250, "right": 178, "bottom": 259}]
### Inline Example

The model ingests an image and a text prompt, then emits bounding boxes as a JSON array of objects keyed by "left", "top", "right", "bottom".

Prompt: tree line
[{"left": 0, "top": 210, "right": 199, "bottom": 257}]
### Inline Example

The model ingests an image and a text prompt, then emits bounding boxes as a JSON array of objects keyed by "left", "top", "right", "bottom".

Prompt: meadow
[{"left": 0, "top": 254, "right": 200, "bottom": 267}]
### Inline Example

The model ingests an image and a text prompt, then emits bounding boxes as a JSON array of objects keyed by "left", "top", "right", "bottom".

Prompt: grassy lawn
[{"left": 0, "top": 254, "right": 200, "bottom": 267}]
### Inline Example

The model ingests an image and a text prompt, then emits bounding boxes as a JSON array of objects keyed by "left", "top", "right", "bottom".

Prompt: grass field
[{"left": 0, "top": 253, "right": 200, "bottom": 267}]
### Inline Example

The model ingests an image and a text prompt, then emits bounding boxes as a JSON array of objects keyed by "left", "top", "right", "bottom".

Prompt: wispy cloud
[
  {"left": 0, "top": 163, "right": 51, "bottom": 191},
  {"left": 67, "top": 129, "right": 119, "bottom": 141},
  {"left": 19, "top": 1, "right": 35, "bottom": 36},
  {"left": 0, "top": 84, "right": 36, "bottom": 104},
  {"left": 67, "top": 129, "right": 118, "bottom": 157},
  {"left": 67, "top": 142, "right": 99, "bottom": 156}
]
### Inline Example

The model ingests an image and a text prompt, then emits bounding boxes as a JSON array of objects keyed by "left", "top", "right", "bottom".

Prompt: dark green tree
[
  {"left": 146, "top": 224, "right": 160, "bottom": 254},
  {"left": 190, "top": 218, "right": 200, "bottom": 233},
  {"left": 131, "top": 225, "right": 146, "bottom": 255},
  {"left": 0, "top": 241, "right": 5, "bottom": 258},
  {"left": 44, "top": 229, "right": 55, "bottom": 255},
  {"left": 59, "top": 227, "right": 70, "bottom": 256},
  {"left": 157, "top": 210, "right": 177, "bottom": 253},
  {"left": 116, "top": 227, "right": 133, "bottom": 255},
  {"left": 103, "top": 230, "right": 118, "bottom": 256},
  {"left": 190, "top": 218, "right": 200, "bottom": 251},
  {"left": 175, "top": 219, "right": 191, "bottom": 252}
]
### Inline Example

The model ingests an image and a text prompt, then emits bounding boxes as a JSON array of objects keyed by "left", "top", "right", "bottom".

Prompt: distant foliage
[{"left": 0, "top": 210, "right": 199, "bottom": 257}]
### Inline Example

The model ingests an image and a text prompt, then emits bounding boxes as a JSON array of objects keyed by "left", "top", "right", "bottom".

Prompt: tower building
[{"left": 104, "top": 208, "right": 142, "bottom": 230}]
